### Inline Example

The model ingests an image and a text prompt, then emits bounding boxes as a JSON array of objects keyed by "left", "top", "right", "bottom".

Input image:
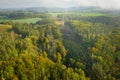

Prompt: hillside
[{"left": 0, "top": 10, "right": 120, "bottom": 80}]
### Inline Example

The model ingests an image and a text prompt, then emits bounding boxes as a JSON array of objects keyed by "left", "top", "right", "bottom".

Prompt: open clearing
[
  {"left": 55, "top": 20, "right": 64, "bottom": 25},
  {"left": 0, "top": 24, "right": 12, "bottom": 33},
  {"left": 49, "top": 12, "right": 109, "bottom": 17},
  {"left": 12, "top": 18, "right": 42, "bottom": 23},
  {"left": 0, "top": 18, "right": 42, "bottom": 23}
]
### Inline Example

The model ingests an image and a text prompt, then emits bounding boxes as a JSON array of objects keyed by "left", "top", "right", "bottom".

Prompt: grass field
[
  {"left": 49, "top": 12, "right": 109, "bottom": 17},
  {"left": 0, "top": 24, "right": 12, "bottom": 33},
  {"left": 0, "top": 18, "right": 42, "bottom": 23},
  {"left": 0, "top": 16, "right": 7, "bottom": 19},
  {"left": 12, "top": 18, "right": 42, "bottom": 23}
]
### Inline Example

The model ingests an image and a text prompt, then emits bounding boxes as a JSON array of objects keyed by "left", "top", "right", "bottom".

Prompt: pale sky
[{"left": 0, "top": 0, "right": 120, "bottom": 9}]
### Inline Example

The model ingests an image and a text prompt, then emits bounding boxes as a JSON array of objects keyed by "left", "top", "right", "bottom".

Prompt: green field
[
  {"left": 0, "top": 16, "right": 7, "bottom": 19},
  {"left": 49, "top": 12, "right": 109, "bottom": 17},
  {"left": 12, "top": 18, "right": 42, "bottom": 23},
  {"left": 0, "top": 18, "right": 42, "bottom": 23},
  {"left": 0, "top": 24, "right": 12, "bottom": 33}
]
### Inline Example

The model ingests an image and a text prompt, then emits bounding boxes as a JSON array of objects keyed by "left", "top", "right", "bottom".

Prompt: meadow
[
  {"left": 49, "top": 12, "right": 109, "bottom": 17},
  {"left": 0, "top": 18, "right": 42, "bottom": 23},
  {"left": 0, "top": 24, "right": 12, "bottom": 33}
]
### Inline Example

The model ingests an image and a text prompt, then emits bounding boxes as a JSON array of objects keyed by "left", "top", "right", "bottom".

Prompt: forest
[{"left": 0, "top": 10, "right": 120, "bottom": 80}]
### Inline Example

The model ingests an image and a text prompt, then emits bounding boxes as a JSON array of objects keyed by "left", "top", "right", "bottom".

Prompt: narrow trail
[
  {"left": 61, "top": 25, "right": 79, "bottom": 42},
  {"left": 60, "top": 22, "right": 93, "bottom": 69}
]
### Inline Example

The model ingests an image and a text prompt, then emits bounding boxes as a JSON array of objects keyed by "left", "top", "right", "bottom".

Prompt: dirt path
[{"left": 61, "top": 25, "right": 79, "bottom": 42}]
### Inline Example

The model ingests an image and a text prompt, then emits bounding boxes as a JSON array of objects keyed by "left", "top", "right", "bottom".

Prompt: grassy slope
[
  {"left": 0, "top": 18, "right": 42, "bottom": 23},
  {"left": 49, "top": 12, "right": 109, "bottom": 17},
  {"left": 11, "top": 18, "right": 42, "bottom": 23},
  {"left": 0, "top": 16, "right": 7, "bottom": 19},
  {"left": 0, "top": 24, "right": 12, "bottom": 33}
]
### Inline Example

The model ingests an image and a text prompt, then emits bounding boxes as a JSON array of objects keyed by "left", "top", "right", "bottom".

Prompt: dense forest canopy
[{"left": 0, "top": 9, "right": 120, "bottom": 80}]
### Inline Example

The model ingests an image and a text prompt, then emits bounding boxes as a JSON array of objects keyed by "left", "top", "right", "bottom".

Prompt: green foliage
[
  {"left": 63, "top": 18, "right": 120, "bottom": 80},
  {"left": 0, "top": 11, "right": 120, "bottom": 80}
]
